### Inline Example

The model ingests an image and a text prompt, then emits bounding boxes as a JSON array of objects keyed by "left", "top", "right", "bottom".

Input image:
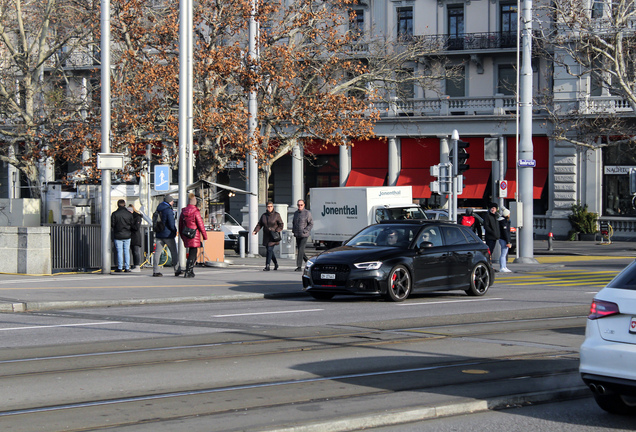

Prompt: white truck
[{"left": 310, "top": 186, "right": 426, "bottom": 248}]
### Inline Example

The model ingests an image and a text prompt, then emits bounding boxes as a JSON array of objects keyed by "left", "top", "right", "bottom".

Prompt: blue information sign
[
  {"left": 518, "top": 159, "right": 537, "bottom": 167},
  {"left": 154, "top": 165, "right": 171, "bottom": 192}
]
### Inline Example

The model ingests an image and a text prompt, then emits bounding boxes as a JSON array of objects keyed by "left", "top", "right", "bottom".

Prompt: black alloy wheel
[
  {"left": 466, "top": 262, "right": 490, "bottom": 296},
  {"left": 385, "top": 265, "right": 412, "bottom": 302}
]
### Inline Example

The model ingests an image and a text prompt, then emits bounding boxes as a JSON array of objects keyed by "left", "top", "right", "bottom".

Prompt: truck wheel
[{"left": 385, "top": 265, "right": 411, "bottom": 302}]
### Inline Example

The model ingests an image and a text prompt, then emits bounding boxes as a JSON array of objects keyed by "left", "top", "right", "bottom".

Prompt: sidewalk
[{"left": 0, "top": 240, "right": 633, "bottom": 313}]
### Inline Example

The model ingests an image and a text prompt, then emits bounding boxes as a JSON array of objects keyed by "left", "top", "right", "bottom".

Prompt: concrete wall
[
  {"left": 0, "top": 199, "right": 41, "bottom": 226},
  {"left": 0, "top": 227, "right": 52, "bottom": 275}
]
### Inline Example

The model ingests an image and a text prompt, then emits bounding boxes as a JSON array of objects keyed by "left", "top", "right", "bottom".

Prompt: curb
[{"left": 260, "top": 386, "right": 590, "bottom": 432}]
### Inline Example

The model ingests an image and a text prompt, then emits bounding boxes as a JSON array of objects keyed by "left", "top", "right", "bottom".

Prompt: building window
[
  {"left": 497, "top": 65, "right": 516, "bottom": 95},
  {"left": 603, "top": 144, "right": 636, "bottom": 216},
  {"left": 448, "top": 5, "right": 464, "bottom": 50},
  {"left": 591, "top": 0, "right": 604, "bottom": 18},
  {"left": 446, "top": 66, "right": 465, "bottom": 97},
  {"left": 351, "top": 9, "right": 364, "bottom": 39},
  {"left": 397, "top": 68, "right": 415, "bottom": 100},
  {"left": 500, "top": 3, "right": 517, "bottom": 48},
  {"left": 397, "top": 7, "right": 413, "bottom": 40}
]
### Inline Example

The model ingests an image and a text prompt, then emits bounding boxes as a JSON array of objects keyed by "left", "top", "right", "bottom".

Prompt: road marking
[
  {"left": 213, "top": 309, "right": 323, "bottom": 318},
  {"left": 0, "top": 322, "right": 122, "bottom": 331},
  {"left": 398, "top": 298, "right": 502, "bottom": 307}
]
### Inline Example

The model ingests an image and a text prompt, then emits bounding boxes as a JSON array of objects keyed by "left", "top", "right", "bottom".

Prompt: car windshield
[
  {"left": 346, "top": 224, "right": 418, "bottom": 248},
  {"left": 223, "top": 213, "right": 241, "bottom": 226}
]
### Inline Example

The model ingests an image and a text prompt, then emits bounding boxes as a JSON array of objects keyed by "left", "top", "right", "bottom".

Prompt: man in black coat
[
  {"left": 111, "top": 199, "right": 134, "bottom": 272},
  {"left": 483, "top": 202, "right": 501, "bottom": 255}
]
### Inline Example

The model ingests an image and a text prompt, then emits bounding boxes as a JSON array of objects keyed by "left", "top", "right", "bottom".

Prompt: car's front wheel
[
  {"left": 593, "top": 393, "right": 636, "bottom": 415},
  {"left": 466, "top": 262, "right": 490, "bottom": 296},
  {"left": 385, "top": 265, "right": 412, "bottom": 302}
]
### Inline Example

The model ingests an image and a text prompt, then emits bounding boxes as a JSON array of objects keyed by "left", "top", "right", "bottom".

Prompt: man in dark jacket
[
  {"left": 111, "top": 199, "right": 134, "bottom": 273},
  {"left": 292, "top": 199, "right": 313, "bottom": 271},
  {"left": 152, "top": 195, "right": 182, "bottom": 277},
  {"left": 483, "top": 202, "right": 501, "bottom": 255}
]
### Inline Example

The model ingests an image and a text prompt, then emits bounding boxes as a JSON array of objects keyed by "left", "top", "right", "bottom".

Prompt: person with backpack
[
  {"left": 179, "top": 193, "right": 208, "bottom": 278},
  {"left": 152, "top": 195, "right": 182, "bottom": 277},
  {"left": 459, "top": 208, "right": 482, "bottom": 240}
]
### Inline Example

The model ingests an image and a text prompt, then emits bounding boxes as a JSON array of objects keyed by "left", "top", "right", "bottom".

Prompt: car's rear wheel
[
  {"left": 309, "top": 292, "right": 335, "bottom": 300},
  {"left": 466, "top": 262, "right": 490, "bottom": 296},
  {"left": 385, "top": 265, "right": 411, "bottom": 302},
  {"left": 593, "top": 393, "right": 636, "bottom": 415}
]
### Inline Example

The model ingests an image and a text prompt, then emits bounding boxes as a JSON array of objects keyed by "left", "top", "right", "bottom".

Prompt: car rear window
[{"left": 606, "top": 260, "right": 636, "bottom": 290}]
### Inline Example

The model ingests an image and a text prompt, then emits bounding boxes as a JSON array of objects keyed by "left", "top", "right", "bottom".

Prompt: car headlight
[
  {"left": 305, "top": 259, "right": 315, "bottom": 270},
  {"left": 354, "top": 261, "right": 383, "bottom": 270}
]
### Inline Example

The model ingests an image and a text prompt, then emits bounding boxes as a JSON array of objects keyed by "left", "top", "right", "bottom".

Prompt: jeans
[
  {"left": 265, "top": 245, "right": 278, "bottom": 267},
  {"left": 295, "top": 236, "right": 308, "bottom": 268},
  {"left": 498, "top": 239, "right": 509, "bottom": 269},
  {"left": 153, "top": 236, "right": 181, "bottom": 274},
  {"left": 114, "top": 238, "right": 131, "bottom": 270}
]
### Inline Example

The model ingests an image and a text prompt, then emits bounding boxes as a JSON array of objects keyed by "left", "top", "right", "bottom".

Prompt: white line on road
[
  {"left": 0, "top": 322, "right": 123, "bottom": 331},
  {"left": 398, "top": 298, "right": 503, "bottom": 307},
  {"left": 213, "top": 309, "right": 323, "bottom": 318}
]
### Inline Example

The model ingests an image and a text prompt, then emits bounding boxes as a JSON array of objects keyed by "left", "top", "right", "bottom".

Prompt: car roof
[{"left": 378, "top": 219, "right": 453, "bottom": 226}]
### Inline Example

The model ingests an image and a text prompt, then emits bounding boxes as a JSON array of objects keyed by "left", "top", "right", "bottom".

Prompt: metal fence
[{"left": 47, "top": 224, "right": 102, "bottom": 273}]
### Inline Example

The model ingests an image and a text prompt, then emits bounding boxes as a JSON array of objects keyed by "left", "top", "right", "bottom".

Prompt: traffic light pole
[{"left": 450, "top": 130, "right": 459, "bottom": 224}]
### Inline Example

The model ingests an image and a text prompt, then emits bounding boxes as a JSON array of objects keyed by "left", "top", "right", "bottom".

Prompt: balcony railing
[
  {"left": 375, "top": 95, "right": 517, "bottom": 117},
  {"left": 579, "top": 96, "right": 634, "bottom": 114},
  {"left": 416, "top": 31, "right": 544, "bottom": 53}
]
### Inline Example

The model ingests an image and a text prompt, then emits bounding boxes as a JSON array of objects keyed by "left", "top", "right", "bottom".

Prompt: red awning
[
  {"left": 504, "top": 168, "right": 548, "bottom": 199},
  {"left": 396, "top": 168, "right": 434, "bottom": 198},
  {"left": 346, "top": 169, "right": 387, "bottom": 187},
  {"left": 459, "top": 169, "right": 490, "bottom": 199}
]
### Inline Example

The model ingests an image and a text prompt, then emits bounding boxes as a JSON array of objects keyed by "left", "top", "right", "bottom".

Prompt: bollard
[
  {"left": 239, "top": 236, "right": 245, "bottom": 258},
  {"left": 548, "top": 232, "right": 554, "bottom": 251}
]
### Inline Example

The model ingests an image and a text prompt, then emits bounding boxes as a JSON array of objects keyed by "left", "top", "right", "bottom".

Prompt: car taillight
[{"left": 588, "top": 299, "right": 620, "bottom": 320}]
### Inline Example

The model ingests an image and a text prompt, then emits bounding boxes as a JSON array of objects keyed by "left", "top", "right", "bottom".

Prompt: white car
[
  {"left": 580, "top": 260, "right": 636, "bottom": 415},
  {"left": 219, "top": 213, "right": 245, "bottom": 251}
]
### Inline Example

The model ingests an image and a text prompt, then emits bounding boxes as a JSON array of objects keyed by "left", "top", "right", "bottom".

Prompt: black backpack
[{"left": 152, "top": 210, "right": 165, "bottom": 233}]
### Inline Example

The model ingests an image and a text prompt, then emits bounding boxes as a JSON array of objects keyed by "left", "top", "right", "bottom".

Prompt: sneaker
[
  {"left": 115, "top": 269, "right": 122, "bottom": 273},
  {"left": 295, "top": 267, "right": 302, "bottom": 272},
  {"left": 501, "top": 268, "right": 513, "bottom": 273},
  {"left": 124, "top": 269, "right": 131, "bottom": 273},
  {"left": 175, "top": 269, "right": 182, "bottom": 277},
  {"left": 153, "top": 272, "right": 163, "bottom": 277}
]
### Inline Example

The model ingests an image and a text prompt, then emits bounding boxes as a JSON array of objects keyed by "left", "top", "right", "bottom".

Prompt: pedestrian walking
[
  {"left": 459, "top": 208, "right": 482, "bottom": 240},
  {"left": 292, "top": 199, "right": 313, "bottom": 271},
  {"left": 128, "top": 204, "right": 143, "bottom": 269},
  {"left": 153, "top": 195, "right": 182, "bottom": 277},
  {"left": 111, "top": 199, "right": 134, "bottom": 273},
  {"left": 483, "top": 202, "right": 501, "bottom": 256},
  {"left": 179, "top": 193, "right": 208, "bottom": 278},
  {"left": 498, "top": 208, "right": 513, "bottom": 272},
  {"left": 253, "top": 201, "right": 284, "bottom": 271}
]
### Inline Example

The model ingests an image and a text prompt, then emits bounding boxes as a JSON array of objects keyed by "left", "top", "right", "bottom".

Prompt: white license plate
[
  {"left": 630, "top": 317, "right": 636, "bottom": 334},
  {"left": 320, "top": 273, "right": 336, "bottom": 280}
]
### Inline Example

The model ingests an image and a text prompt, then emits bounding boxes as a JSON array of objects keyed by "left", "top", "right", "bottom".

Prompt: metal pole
[
  {"left": 186, "top": 0, "right": 194, "bottom": 186},
  {"left": 146, "top": 144, "right": 152, "bottom": 266},
  {"left": 517, "top": 0, "right": 537, "bottom": 263},
  {"left": 451, "top": 130, "right": 459, "bottom": 223},
  {"left": 177, "top": 0, "right": 189, "bottom": 268},
  {"left": 247, "top": 0, "right": 259, "bottom": 256},
  {"left": 100, "top": 0, "right": 112, "bottom": 274}
]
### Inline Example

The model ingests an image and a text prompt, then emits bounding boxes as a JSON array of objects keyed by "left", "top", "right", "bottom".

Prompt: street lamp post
[{"left": 100, "top": 0, "right": 112, "bottom": 274}]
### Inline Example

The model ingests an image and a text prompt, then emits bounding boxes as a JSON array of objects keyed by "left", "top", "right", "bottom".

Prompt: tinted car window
[
  {"left": 606, "top": 261, "right": 636, "bottom": 290},
  {"left": 441, "top": 225, "right": 467, "bottom": 245},
  {"left": 459, "top": 226, "right": 480, "bottom": 244},
  {"left": 416, "top": 226, "right": 443, "bottom": 248}
]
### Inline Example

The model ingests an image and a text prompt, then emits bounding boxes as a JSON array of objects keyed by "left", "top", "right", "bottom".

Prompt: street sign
[
  {"left": 154, "top": 165, "right": 171, "bottom": 192},
  {"left": 499, "top": 180, "right": 508, "bottom": 198},
  {"left": 518, "top": 159, "right": 536, "bottom": 167}
]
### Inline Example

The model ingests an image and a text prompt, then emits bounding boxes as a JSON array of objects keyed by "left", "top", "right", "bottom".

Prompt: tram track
[{"left": 0, "top": 312, "right": 586, "bottom": 431}]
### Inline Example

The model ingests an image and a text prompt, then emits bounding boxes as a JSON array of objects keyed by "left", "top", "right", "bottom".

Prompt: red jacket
[{"left": 179, "top": 204, "right": 208, "bottom": 248}]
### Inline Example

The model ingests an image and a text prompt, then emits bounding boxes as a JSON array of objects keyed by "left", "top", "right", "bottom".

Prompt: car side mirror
[{"left": 417, "top": 241, "right": 434, "bottom": 252}]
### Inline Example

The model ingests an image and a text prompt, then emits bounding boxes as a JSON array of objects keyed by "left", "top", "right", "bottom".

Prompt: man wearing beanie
[
  {"left": 483, "top": 202, "right": 501, "bottom": 256},
  {"left": 152, "top": 195, "right": 182, "bottom": 277}
]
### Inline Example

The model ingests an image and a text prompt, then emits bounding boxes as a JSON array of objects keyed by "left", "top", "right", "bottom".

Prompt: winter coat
[
  {"left": 179, "top": 204, "right": 208, "bottom": 248},
  {"left": 130, "top": 211, "right": 143, "bottom": 247},
  {"left": 483, "top": 211, "right": 501, "bottom": 242},
  {"left": 254, "top": 210, "right": 284, "bottom": 247},
  {"left": 155, "top": 201, "right": 177, "bottom": 239},
  {"left": 292, "top": 208, "right": 313, "bottom": 238},
  {"left": 499, "top": 217, "right": 512, "bottom": 244},
  {"left": 111, "top": 206, "right": 134, "bottom": 240}
]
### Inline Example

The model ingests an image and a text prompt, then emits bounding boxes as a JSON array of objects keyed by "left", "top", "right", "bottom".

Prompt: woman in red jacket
[{"left": 179, "top": 193, "right": 208, "bottom": 278}]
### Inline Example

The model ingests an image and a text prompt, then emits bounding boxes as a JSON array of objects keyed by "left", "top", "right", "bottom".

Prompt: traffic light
[{"left": 456, "top": 140, "right": 470, "bottom": 175}]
